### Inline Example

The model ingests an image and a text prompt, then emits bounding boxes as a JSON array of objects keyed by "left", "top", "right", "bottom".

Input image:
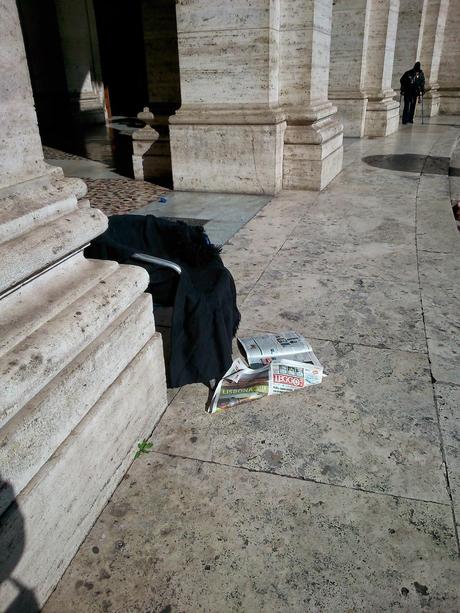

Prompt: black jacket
[
  {"left": 85, "top": 215, "right": 240, "bottom": 387},
  {"left": 400, "top": 69, "right": 425, "bottom": 96}
]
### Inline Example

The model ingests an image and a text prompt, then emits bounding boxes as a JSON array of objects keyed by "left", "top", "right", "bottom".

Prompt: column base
[
  {"left": 329, "top": 95, "right": 368, "bottom": 137},
  {"left": 282, "top": 114, "right": 343, "bottom": 191},
  {"left": 439, "top": 89, "right": 460, "bottom": 115},
  {"left": 415, "top": 88, "right": 441, "bottom": 118},
  {"left": 364, "top": 96, "right": 400, "bottom": 137},
  {"left": 169, "top": 106, "right": 286, "bottom": 195}
]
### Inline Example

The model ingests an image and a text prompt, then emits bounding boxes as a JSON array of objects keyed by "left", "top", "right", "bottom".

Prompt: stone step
[
  {"left": 0, "top": 293, "right": 156, "bottom": 514},
  {"left": 0, "top": 253, "right": 118, "bottom": 358},
  {"left": 0, "top": 333, "right": 167, "bottom": 610},
  {"left": 0, "top": 206, "right": 107, "bottom": 294},
  {"left": 0, "top": 263, "right": 150, "bottom": 429},
  {"left": 0, "top": 173, "right": 87, "bottom": 245}
]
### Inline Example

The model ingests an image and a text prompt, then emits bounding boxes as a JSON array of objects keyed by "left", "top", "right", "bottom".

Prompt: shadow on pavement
[
  {"left": 362, "top": 154, "right": 455, "bottom": 175},
  {"left": 0, "top": 475, "right": 40, "bottom": 613}
]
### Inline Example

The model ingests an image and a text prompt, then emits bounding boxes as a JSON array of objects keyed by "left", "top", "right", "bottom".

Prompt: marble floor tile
[
  {"left": 153, "top": 341, "right": 446, "bottom": 502},
  {"left": 277, "top": 214, "right": 419, "bottom": 283},
  {"left": 43, "top": 454, "right": 460, "bottom": 613},
  {"left": 240, "top": 269, "right": 426, "bottom": 352},
  {"left": 436, "top": 383, "right": 460, "bottom": 524},
  {"left": 421, "top": 283, "right": 460, "bottom": 386}
]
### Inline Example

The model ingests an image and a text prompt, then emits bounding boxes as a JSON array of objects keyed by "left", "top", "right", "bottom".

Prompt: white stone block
[
  {"left": 0, "top": 206, "right": 107, "bottom": 294},
  {"left": 0, "top": 294, "right": 156, "bottom": 512},
  {"left": 283, "top": 116, "right": 343, "bottom": 190},
  {"left": 170, "top": 120, "right": 286, "bottom": 194},
  {"left": 0, "top": 333, "right": 167, "bottom": 609},
  {"left": 0, "top": 264, "right": 149, "bottom": 429},
  {"left": 0, "top": 254, "right": 116, "bottom": 358}
]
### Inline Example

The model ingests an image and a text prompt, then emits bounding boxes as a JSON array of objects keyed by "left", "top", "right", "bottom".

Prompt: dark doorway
[
  {"left": 93, "top": 0, "right": 149, "bottom": 117},
  {"left": 16, "top": 0, "right": 77, "bottom": 150}
]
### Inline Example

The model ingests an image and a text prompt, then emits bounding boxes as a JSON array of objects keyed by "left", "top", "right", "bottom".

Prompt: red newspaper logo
[{"left": 273, "top": 374, "right": 304, "bottom": 388}]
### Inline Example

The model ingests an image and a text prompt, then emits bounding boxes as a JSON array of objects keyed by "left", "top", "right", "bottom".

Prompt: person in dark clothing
[{"left": 400, "top": 61, "right": 425, "bottom": 124}]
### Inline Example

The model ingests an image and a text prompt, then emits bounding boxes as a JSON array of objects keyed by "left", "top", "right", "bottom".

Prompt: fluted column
[{"left": 281, "top": 0, "right": 343, "bottom": 189}]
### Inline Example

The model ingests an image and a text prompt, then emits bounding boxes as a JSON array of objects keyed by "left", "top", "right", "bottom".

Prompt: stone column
[
  {"left": 329, "top": 0, "right": 371, "bottom": 137},
  {"left": 417, "top": 0, "right": 449, "bottom": 116},
  {"left": 0, "top": 0, "right": 166, "bottom": 608},
  {"left": 329, "top": 0, "right": 400, "bottom": 138},
  {"left": 169, "top": 0, "right": 286, "bottom": 194},
  {"left": 281, "top": 0, "right": 343, "bottom": 188},
  {"left": 392, "top": 0, "right": 425, "bottom": 93},
  {"left": 54, "top": 0, "right": 106, "bottom": 123},
  {"left": 362, "top": 0, "right": 400, "bottom": 137},
  {"left": 439, "top": 0, "right": 460, "bottom": 114}
]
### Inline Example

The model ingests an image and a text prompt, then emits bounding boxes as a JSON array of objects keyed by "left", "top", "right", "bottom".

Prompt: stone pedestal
[
  {"left": 0, "top": 1, "right": 167, "bottom": 609},
  {"left": 171, "top": 106, "right": 286, "bottom": 194},
  {"left": 282, "top": 106, "right": 343, "bottom": 191},
  {"left": 280, "top": 0, "right": 343, "bottom": 189},
  {"left": 328, "top": 94, "right": 368, "bottom": 139},
  {"left": 132, "top": 108, "right": 162, "bottom": 181},
  {"left": 439, "top": 0, "right": 460, "bottom": 114},
  {"left": 364, "top": 93, "right": 400, "bottom": 137}
]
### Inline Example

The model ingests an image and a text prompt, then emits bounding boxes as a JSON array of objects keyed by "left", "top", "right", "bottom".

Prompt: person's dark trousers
[{"left": 402, "top": 94, "right": 416, "bottom": 123}]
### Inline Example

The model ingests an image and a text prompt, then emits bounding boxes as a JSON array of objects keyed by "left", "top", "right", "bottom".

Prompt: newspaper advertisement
[{"left": 208, "top": 332, "right": 324, "bottom": 414}]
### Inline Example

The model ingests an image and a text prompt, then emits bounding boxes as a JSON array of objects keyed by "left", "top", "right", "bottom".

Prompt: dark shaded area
[
  {"left": 93, "top": 0, "right": 149, "bottom": 116},
  {"left": 16, "top": 0, "right": 80, "bottom": 151},
  {"left": 17, "top": 0, "right": 181, "bottom": 185},
  {"left": 0, "top": 476, "right": 39, "bottom": 613},
  {"left": 363, "top": 154, "right": 451, "bottom": 175}
]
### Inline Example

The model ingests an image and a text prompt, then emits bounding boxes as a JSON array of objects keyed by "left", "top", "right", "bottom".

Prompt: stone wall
[{"left": 0, "top": 0, "right": 167, "bottom": 608}]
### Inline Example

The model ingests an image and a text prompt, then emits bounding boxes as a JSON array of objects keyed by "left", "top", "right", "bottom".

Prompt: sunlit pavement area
[{"left": 44, "top": 117, "right": 460, "bottom": 612}]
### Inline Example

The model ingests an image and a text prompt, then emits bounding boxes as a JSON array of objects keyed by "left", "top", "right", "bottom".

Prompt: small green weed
[{"left": 134, "top": 440, "right": 153, "bottom": 460}]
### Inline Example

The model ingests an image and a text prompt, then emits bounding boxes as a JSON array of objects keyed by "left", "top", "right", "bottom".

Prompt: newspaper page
[
  {"left": 269, "top": 359, "right": 323, "bottom": 394},
  {"left": 208, "top": 359, "right": 270, "bottom": 413},
  {"left": 208, "top": 357, "right": 324, "bottom": 414},
  {"left": 237, "top": 331, "right": 321, "bottom": 368}
]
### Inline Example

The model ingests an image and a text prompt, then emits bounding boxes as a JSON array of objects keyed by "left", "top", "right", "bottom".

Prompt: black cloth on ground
[{"left": 85, "top": 214, "right": 240, "bottom": 388}]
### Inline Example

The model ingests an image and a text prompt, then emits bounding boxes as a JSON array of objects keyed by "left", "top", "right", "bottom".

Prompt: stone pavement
[{"left": 44, "top": 118, "right": 460, "bottom": 612}]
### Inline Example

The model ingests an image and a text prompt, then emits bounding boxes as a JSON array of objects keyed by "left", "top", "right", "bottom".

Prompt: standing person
[{"left": 400, "top": 61, "right": 425, "bottom": 124}]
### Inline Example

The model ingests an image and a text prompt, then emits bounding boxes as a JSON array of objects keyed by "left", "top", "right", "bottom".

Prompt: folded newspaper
[{"left": 208, "top": 332, "right": 324, "bottom": 413}]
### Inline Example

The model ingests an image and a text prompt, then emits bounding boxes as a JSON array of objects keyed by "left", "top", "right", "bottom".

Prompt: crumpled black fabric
[{"left": 85, "top": 214, "right": 240, "bottom": 387}]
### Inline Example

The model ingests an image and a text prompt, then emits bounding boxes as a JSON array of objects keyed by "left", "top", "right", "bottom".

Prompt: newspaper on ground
[
  {"left": 238, "top": 331, "right": 322, "bottom": 369},
  {"left": 208, "top": 332, "right": 324, "bottom": 414}
]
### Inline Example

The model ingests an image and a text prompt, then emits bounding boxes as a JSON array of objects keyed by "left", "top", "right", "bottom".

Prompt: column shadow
[
  {"left": 0, "top": 475, "right": 40, "bottom": 613},
  {"left": 362, "top": 154, "right": 455, "bottom": 175}
]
